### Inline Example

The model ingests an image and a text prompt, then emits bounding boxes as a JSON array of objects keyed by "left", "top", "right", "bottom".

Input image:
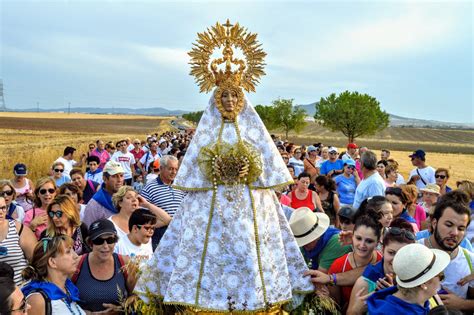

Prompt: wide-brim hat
[
  {"left": 289, "top": 207, "right": 330, "bottom": 247},
  {"left": 394, "top": 243, "right": 450, "bottom": 288},
  {"left": 420, "top": 183, "right": 441, "bottom": 195}
]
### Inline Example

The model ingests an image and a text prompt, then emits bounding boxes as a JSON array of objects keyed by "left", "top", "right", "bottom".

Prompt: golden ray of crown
[{"left": 189, "top": 19, "right": 266, "bottom": 93}]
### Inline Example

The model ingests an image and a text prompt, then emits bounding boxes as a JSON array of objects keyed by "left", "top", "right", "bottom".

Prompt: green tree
[
  {"left": 182, "top": 110, "right": 204, "bottom": 124},
  {"left": 271, "top": 98, "right": 307, "bottom": 139},
  {"left": 254, "top": 104, "right": 277, "bottom": 130},
  {"left": 315, "top": 91, "right": 389, "bottom": 143}
]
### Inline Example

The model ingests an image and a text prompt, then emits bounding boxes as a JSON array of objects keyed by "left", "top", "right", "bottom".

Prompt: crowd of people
[{"left": 0, "top": 130, "right": 473, "bottom": 314}]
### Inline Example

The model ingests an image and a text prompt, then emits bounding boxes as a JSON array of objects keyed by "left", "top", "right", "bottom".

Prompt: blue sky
[{"left": 1, "top": 0, "right": 472, "bottom": 123}]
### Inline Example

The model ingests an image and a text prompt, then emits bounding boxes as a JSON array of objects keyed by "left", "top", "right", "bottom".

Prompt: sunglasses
[
  {"left": 39, "top": 188, "right": 56, "bottom": 195},
  {"left": 329, "top": 152, "right": 338, "bottom": 155},
  {"left": 0, "top": 205, "right": 7, "bottom": 212},
  {"left": 435, "top": 174, "right": 447, "bottom": 179},
  {"left": 387, "top": 227, "right": 416, "bottom": 240},
  {"left": 137, "top": 224, "right": 154, "bottom": 232},
  {"left": 92, "top": 236, "right": 118, "bottom": 246},
  {"left": 54, "top": 169, "right": 64, "bottom": 173},
  {"left": 133, "top": 142, "right": 140, "bottom": 145},
  {"left": 41, "top": 235, "right": 67, "bottom": 253},
  {"left": 338, "top": 217, "right": 352, "bottom": 225},
  {"left": 437, "top": 272, "right": 445, "bottom": 282},
  {"left": 347, "top": 166, "right": 355, "bottom": 170},
  {"left": 0, "top": 190, "right": 14, "bottom": 197},
  {"left": 48, "top": 210, "right": 63, "bottom": 218},
  {"left": 10, "top": 297, "right": 28, "bottom": 313}
]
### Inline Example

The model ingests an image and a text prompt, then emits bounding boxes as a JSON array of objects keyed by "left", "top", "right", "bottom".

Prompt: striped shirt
[
  {"left": 0, "top": 220, "right": 28, "bottom": 285},
  {"left": 140, "top": 177, "right": 186, "bottom": 218}
]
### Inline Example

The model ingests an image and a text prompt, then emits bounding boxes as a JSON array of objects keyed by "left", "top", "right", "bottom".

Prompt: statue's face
[{"left": 221, "top": 89, "right": 238, "bottom": 112}]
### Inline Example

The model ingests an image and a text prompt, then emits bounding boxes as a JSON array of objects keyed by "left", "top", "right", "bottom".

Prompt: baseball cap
[
  {"left": 343, "top": 159, "right": 356, "bottom": 167},
  {"left": 152, "top": 159, "right": 160, "bottom": 170},
  {"left": 409, "top": 149, "right": 426, "bottom": 159},
  {"left": 13, "top": 163, "right": 27, "bottom": 176},
  {"left": 89, "top": 219, "right": 117, "bottom": 241},
  {"left": 328, "top": 146, "right": 338, "bottom": 154},
  {"left": 347, "top": 143, "right": 358, "bottom": 149},
  {"left": 103, "top": 160, "right": 125, "bottom": 175},
  {"left": 307, "top": 145, "right": 318, "bottom": 152}
]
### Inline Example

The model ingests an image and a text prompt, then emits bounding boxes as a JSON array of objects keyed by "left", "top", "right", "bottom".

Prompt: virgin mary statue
[{"left": 135, "top": 20, "right": 313, "bottom": 314}]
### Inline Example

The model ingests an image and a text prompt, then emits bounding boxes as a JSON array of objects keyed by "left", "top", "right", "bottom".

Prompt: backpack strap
[
  {"left": 71, "top": 253, "right": 88, "bottom": 283},
  {"left": 87, "top": 180, "right": 97, "bottom": 193},
  {"left": 117, "top": 253, "right": 128, "bottom": 282},
  {"left": 416, "top": 169, "right": 428, "bottom": 186},
  {"left": 462, "top": 248, "right": 473, "bottom": 273},
  {"left": 28, "top": 289, "right": 52, "bottom": 315}
]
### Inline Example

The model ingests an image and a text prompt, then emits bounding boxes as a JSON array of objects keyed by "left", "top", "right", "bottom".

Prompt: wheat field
[{"left": 0, "top": 112, "right": 472, "bottom": 186}]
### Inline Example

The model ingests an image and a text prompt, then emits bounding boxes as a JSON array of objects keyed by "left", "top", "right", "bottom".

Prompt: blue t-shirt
[
  {"left": 320, "top": 159, "right": 344, "bottom": 176},
  {"left": 334, "top": 174, "right": 357, "bottom": 205},
  {"left": 54, "top": 175, "right": 71, "bottom": 187},
  {"left": 367, "top": 286, "right": 430, "bottom": 315}
]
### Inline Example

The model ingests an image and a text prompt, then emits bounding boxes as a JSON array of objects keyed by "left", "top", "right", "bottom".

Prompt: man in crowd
[
  {"left": 380, "top": 149, "right": 390, "bottom": 161},
  {"left": 85, "top": 155, "right": 103, "bottom": 184},
  {"left": 83, "top": 160, "right": 124, "bottom": 226},
  {"left": 320, "top": 147, "right": 344, "bottom": 178},
  {"left": 407, "top": 149, "right": 436, "bottom": 190},
  {"left": 342, "top": 143, "right": 358, "bottom": 161},
  {"left": 418, "top": 192, "right": 474, "bottom": 311},
  {"left": 70, "top": 169, "right": 99, "bottom": 204},
  {"left": 352, "top": 151, "right": 386, "bottom": 209},
  {"left": 140, "top": 155, "right": 186, "bottom": 249},
  {"left": 138, "top": 140, "right": 160, "bottom": 178},
  {"left": 54, "top": 146, "right": 85, "bottom": 177},
  {"left": 91, "top": 139, "right": 110, "bottom": 169},
  {"left": 111, "top": 139, "right": 136, "bottom": 185}
]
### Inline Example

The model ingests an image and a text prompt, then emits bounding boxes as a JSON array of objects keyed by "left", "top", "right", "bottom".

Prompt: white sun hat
[
  {"left": 289, "top": 207, "right": 330, "bottom": 247},
  {"left": 393, "top": 243, "right": 450, "bottom": 288}
]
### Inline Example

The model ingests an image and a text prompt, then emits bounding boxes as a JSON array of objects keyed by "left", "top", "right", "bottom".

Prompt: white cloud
[{"left": 132, "top": 45, "right": 189, "bottom": 71}]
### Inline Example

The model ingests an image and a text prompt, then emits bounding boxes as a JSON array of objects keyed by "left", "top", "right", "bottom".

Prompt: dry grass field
[{"left": 0, "top": 112, "right": 472, "bottom": 186}]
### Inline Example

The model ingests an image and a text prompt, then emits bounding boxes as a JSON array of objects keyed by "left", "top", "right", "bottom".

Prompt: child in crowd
[
  {"left": 114, "top": 208, "right": 156, "bottom": 265},
  {"left": 132, "top": 174, "right": 144, "bottom": 192},
  {"left": 84, "top": 156, "right": 103, "bottom": 185}
]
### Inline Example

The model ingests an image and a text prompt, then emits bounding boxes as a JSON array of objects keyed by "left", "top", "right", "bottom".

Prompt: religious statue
[{"left": 134, "top": 20, "right": 314, "bottom": 314}]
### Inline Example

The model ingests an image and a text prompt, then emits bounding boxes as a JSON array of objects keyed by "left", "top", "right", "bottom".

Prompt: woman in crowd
[
  {"left": 376, "top": 160, "right": 388, "bottom": 179},
  {"left": 0, "top": 195, "right": 36, "bottom": 285},
  {"left": 22, "top": 235, "right": 85, "bottom": 315},
  {"left": 366, "top": 243, "right": 449, "bottom": 314},
  {"left": 435, "top": 168, "right": 452, "bottom": 196},
  {"left": 327, "top": 212, "right": 383, "bottom": 312},
  {"left": 289, "top": 172, "right": 323, "bottom": 212},
  {"left": 316, "top": 146, "right": 329, "bottom": 168},
  {"left": 402, "top": 184, "right": 428, "bottom": 230},
  {"left": 109, "top": 186, "right": 171, "bottom": 240},
  {"left": 11, "top": 163, "right": 35, "bottom": 212},
  {"left": 24, "top": 178, "right": 57, "bottom": 240},
  {"left": 289, "top": 147, "right": 305, "bottom": 177},
  {"left": 334, "top": 160, "right": 359, "bottom": 207},
  {"left": 50, "top": 162, "right": 70, "bottom": 187},
  {"left": 347, "top": 218, "right": 416, "bottom": 314},
  {"left": 59, "top": 183, "right": 86, "bottom": 221},
  {"left": 41, "top": 195, "right": 89, "bottom": 255},
  {"left": 315, "top": 175, "right": 340, "bottom": 226},
  {"left": 384, "top": 164, "right": 398, "bottom": 188},
  {"left": 419, "top": 184, "right": 440, "bottom": 215},
  {"left": 73, "top": 219, "right": 136, "bottom": 314},
  {"left": 385, "top": 186, "right": 419, "bottom": 232},
  {"left": 0, "top": 276, "right": 30, "bottom": 314},
  {"left": 303, "top": 145, "right": 321, "bottom": 182},
  {"left": 1, "top": 180, "right": 25, "bottom": 222},
  {"left": 457, "top": 180, "right": 474, "bottom": 210}
]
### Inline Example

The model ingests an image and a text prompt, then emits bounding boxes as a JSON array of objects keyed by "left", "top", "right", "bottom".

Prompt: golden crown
[{"left": 189, "top": 19, "right": 266, "bottom": 93}]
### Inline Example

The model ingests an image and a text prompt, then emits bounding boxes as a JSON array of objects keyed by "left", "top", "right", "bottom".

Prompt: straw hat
[
  {"left": 393, "top": 243, "right": 450, "bottom": 288},
  {"left": 289, "top": 207, "right": 330, "bottom": 247},
  {"left": 420, "top": 183, "right": 441, "bottom": 195}
]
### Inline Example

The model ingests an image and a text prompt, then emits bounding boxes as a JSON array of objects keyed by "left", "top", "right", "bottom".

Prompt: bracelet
[
  {"left": 328, "top": 273, "right": 335, "bottom": 286},
  {"left": 333, "top": 273, "right": 337, "bottom": 285}
]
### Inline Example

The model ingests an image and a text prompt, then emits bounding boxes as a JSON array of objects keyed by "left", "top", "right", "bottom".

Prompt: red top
[
  {"left": 290, "top": 190, "right": 315, "bottom": 210},
  {"left": 328, "top": 251, "right": 382, "bottom": 307},
  {"left": 129, "top": 148, "right": 145, "bottom": 161}
]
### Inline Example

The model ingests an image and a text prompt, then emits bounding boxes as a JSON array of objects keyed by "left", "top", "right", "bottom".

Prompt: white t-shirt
[
  {"left": 111, "top": 151, "right": 136, "bottom": 180},
  {"left": 54, "top": 156, "right": 77, "bottom": 177},
  {"left": 139, "top": 151, "right": 161, "bottom": 172},
  {"left": 114, "top": 234, "right": 153, "bottom": 264},
  {"left": 396, "top": 173, "right": 406, "bottom": 185},
  {"left": 108, "top": 217, "right": 128, "bottom": 241},
  {"left": 79, "top": 204, "right": 86, "bottom": 221},
  {"left": 418, "top": 238, "right": 474, "bottom": 298},
  {"left": 408, "top": 166, "right": 436, "bottom": 190}
]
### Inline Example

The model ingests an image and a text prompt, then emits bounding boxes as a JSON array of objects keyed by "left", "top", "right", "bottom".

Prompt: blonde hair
[
  {"left": 457, "top": 180, "right": 474, "bottom": 200},
  {"left": 22, "top": 235, "right": 74, "bottom": 281},
  {"left": 401, "top": 184, "right": 418, "bottom": 206},
  {"left": 112, "top": 186, "right": 136, "bottom": 212},
  {"left": 51, "top": 161, "right": 65, "bottom": 169},
  {"left": 33, "top": 177, "right": 57, "bottom": 208},
  {"left": 45, "top": 195, "right": 80, "bottom": 236}
]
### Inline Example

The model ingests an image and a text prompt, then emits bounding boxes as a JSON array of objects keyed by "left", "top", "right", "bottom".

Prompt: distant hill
[
  {"left": 295, "top": 103, "right": 473, "bottom": 129},
  {"left": 12, "top": 106, "right": 188, "bottom": 116}
]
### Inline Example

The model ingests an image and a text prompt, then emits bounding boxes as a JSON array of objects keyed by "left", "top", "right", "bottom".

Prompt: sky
[{"left": 1, "top": 0, "right": 472, "bottom": 123}]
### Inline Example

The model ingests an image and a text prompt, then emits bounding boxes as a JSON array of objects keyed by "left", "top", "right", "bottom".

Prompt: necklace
[
  {"left": 63, "top": 286, "right": 81, "bottom": 315},
  {"left": 427, "top": 236, "right": 456, "bottom": 260}
]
